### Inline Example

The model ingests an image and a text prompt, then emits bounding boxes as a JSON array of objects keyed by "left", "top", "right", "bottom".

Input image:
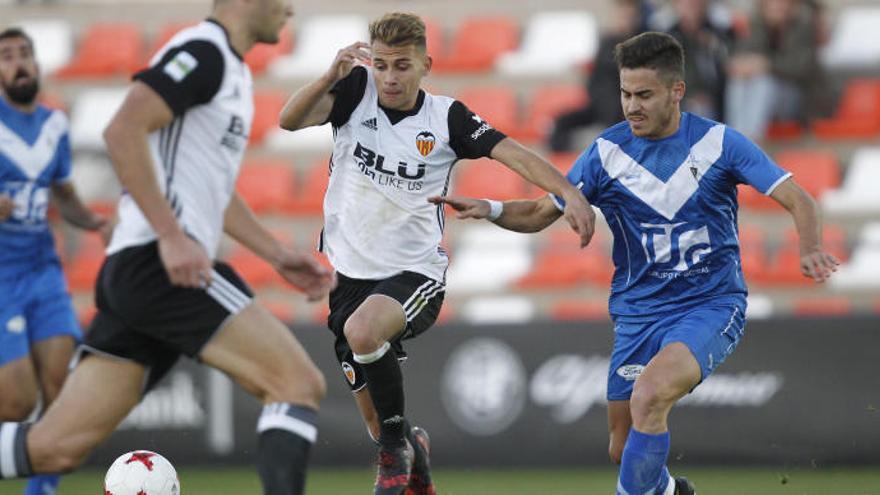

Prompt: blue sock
[
  {"left": 617, "top": 429, "right": 670, "bottom": 495},
  {"left": 24, "top": 474, "right": 60, "bottom": 495}
]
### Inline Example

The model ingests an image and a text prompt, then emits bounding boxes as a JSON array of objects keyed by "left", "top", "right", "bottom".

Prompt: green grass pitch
[{"left": 5, "top": 466, "right": 879, "bottom": 494}]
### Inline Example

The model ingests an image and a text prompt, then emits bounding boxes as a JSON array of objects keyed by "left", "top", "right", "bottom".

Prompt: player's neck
[
  {"left": 1, "top": 94, "right": 37, "bottom": 114},
  {"left": 652, "top": 110, "right": 682, "bottom": 140},
  {"left": 211, "top": 11, "right": 253, "bottom": 58}
]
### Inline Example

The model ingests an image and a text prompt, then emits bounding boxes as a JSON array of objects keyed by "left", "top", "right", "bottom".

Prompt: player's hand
[
  {"left": 560, "top": 190, "right": 595, "bottom": 248},
  {"left": 274, "top": 248, "right": 337, "bottom": 302},
  {"left": 323, "top": 42, "right": 371, "bottom": 85},
  {"left": 158, "top": 230, "right": 213, "bottom": 289},
  {"left": 0, "top": 194, "right": 13, "bottom": 222},
  {"left": 800, "top": 248, "right": 840, "bottom": 283},
  {"left": 428, "top": 196, "right": 491, "bottom": 220}
]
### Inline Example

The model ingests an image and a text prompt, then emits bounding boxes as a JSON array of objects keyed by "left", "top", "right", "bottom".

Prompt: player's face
[
  {"left": 251, "top": 0, "right": 293, "bottom": 44},
  {"left": 371, "top": 41, "right": 431, "bottom": 111},
  {"left": 0, "top": 36, "right": 40, "bottom": 105},
  {"left": 620, "top": 67, "right": 683, "bottom": 139}
]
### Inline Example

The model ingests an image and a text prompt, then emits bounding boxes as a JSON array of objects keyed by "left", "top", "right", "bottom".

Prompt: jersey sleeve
[
  {"left": 448, "top": 100, "right": 507, "bottom": 159},
  {"left": 326, "top": 66, "right": 368, "bottom": 127},
  {"left": 53, "top": 133, "right": 73, "bottom": 183},
  {"left": 722, "top": 127, "right": 791, "bottom": 195},
  {"left": 549, "top": 142, "right": 602, "bottom": 211},
  {"left": 133, "top": 40, "right": 225, "bottom": 116}
]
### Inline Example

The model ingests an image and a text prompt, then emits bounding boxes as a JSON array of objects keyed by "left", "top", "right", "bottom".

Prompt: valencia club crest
[{"left": 416, "top": 131, "right": 436, "bottom": 157}]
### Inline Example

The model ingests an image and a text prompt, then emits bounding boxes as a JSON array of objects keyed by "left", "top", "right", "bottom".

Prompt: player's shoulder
[
  {"left": 597, "top": 120, "right": 634, "bottom": 145},
  {"left": 35, "top": 105, "right": 70, "bottom": 133},
  {"left": 155, "top": 20, "right": 229, "bottom": 64}
]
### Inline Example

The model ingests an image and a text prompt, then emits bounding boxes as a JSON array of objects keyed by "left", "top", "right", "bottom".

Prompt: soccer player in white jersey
[
  {"left": 0, "top": 2, "right": 336, "bottom": 495},
  {"left": 0, "top": 27, "right": 111, "bottom": 495},
  {"left": 280, "top": 12, "right": 594, "bottom": 495},
  {"left": 433, "top": 32, "right": 839, "bottom": 495}
]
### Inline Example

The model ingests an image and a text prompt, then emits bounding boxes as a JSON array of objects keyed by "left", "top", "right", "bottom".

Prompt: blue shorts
[
  {"left": 0, "top": 263, "right": 81, "bottom": 366},
  {"left": 607, "top": 302, "right": 746, "bottom": 401}
]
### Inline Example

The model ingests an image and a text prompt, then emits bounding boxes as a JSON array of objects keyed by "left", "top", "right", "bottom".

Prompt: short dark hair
[
  {"left": 0, "top": 27, "right": 35, "bottom": 51},
  {"left": 614, "top": 32, "right": 684, "bottom": 85}
]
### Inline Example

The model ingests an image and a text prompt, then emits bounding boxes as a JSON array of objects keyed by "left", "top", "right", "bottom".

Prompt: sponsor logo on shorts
[
  {"left": 616, "top": 364, "right": 644, "bottom": 381},
  {"left": 6, "top": 315, "right": 25, "bottom": 334},
  {"left": 342, "top": 362, "right": 356, "bottom": 385}
]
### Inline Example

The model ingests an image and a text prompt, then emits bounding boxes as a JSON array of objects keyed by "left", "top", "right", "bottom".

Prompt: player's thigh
[
  {"left": 30, "top": 334, "right": 77, "bottom": 405},
  {"left": 0, "top": 355, "right": 38, "bottom": 420},
  {"left": 199, "top": 303, "right": 325, "bottom": 407},
  {"left": 27, "top": 354, "right": 144, "bottom": 472},
  {"left": 661, "top": 303, "right": 746, "bottom": 383},
  {"left": 635, "top": 342, "right": 701, "bottom": 406},
  {"left": 607, "top": 400, "right": 631, "bottom": 464},
  {"left": 344, "top": 294, "right": 407, "bottom": 348}
]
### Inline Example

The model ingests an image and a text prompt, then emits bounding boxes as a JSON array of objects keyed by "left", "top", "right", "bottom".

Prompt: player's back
[{"left": 0, "top": 96, "right": 70, "bottom": 277}]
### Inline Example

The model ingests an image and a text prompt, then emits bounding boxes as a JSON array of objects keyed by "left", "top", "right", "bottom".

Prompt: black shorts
[
  {"left": 80, "top": 241, "right": 253, "bottom": 392},
  {"left": 327, "top": 271, "right": 444, "bottom": 391}
]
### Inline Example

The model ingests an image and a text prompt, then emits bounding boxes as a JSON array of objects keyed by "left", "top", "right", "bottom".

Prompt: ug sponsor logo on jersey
[{"left": 416, "top": 131, "right": 435, "bottom": 157}]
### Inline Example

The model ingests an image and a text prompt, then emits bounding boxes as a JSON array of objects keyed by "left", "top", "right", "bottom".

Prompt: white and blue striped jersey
[
  {"left": 553, "top": 112, "right": 790, "bottom": 321},
  {"left": 0, "top": 96, "right": 70, "bottom": 278}
]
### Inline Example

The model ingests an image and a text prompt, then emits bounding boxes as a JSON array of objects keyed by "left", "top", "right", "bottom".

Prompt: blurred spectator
[
  {"left": 665, "top": 0, "right": 735, "bottom": 121},
  {"left": 725, "top": 0, "right": 830, "bottom": 140},
  {"left": 547, "top": 0, "right": 642, "bottom": 152}
]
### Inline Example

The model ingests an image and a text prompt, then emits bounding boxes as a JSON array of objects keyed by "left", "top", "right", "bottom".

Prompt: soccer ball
[{"left": 104, "top": 450, "right": 180, "bottom": 495}]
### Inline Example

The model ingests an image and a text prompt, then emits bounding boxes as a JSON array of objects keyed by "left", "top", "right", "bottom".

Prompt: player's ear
[
  {"left": 423, "top": 54, "right": 433, "bottom": 75},
  {"left": 672, "top": 80, "right": 685, "bottom": 104}
]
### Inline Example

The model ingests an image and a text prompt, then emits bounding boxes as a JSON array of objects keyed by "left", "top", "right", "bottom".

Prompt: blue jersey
[
  {"left": 0, "top": 96, "right": 71, "bottom": 279},
  {"left": 553, "top": 113, "right": 790, "bottom": 321}
]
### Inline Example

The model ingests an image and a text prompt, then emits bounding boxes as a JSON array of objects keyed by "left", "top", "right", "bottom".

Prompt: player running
[
  {"left": 432, "top": 32, "right": 839, "bottom": 495},
  {"left": 279, "top": 12, "right": 594, "bottom": 495}
]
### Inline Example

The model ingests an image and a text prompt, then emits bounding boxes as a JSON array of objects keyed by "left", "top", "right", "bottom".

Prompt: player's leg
[
  {"left": 0, "top": 354, "right": 144, "bottom": 480},
  {"left": 607, "top": 400, "right": 631, "bottom": 465},
  {"left": 199, "top": 302, "right": 325, "bottom": 495},
  {"left": 0, "top": 297, "right": 38, "bottom": 421}
]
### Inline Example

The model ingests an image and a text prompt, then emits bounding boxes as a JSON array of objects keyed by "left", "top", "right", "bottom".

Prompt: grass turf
[{"left": 4, "top": 466, "right": 879, "bottom": 494}]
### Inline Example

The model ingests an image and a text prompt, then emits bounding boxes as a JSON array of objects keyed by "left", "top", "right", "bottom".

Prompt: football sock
[
  {"left": 354, "top": 343, "right": 406, "bottom": 448},
  {"left": 617, "top": 428, "right": 670, "bottom": 495},
  {"left": 0, "top": 423, "right": 33, "bottom": 480},
  {"left": 255, "top": 403, "right": 318, "bottom": 495},
  {"left": 23, "top": 474, "right": 60, "bottom": 495}
]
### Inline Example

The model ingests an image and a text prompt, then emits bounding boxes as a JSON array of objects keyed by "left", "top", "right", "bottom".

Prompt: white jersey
[
  {"left": 108, "top": 20, "right": 253, "bottom": 258},
  {"left": 322, "top": 67, "right": 505, "bottom": 282}
]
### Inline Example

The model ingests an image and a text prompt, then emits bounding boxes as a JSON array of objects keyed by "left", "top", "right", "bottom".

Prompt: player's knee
[
  {"left": 343, "top": 316, "right": 383, "bottom": 354},
  {"left": 264, "top": 362, "right": 326, "bottom": 407},
  {"left": 28, "top": 426, "right": 89, "bottom": 473},
  {"left": 0, "top": 389, "right": 37, "bottom": 420},
  {"left": 630, "top": 379, "right": 678, "bottom": 420}
]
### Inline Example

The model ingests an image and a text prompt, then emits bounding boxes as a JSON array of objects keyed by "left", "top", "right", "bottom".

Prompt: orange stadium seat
[
  {"left": 64, "top": 232, "right": 106, "bottom": 291},
  {"left": 246, "top": 27, "right": 294, "bottom": 74},
  {"left": 518, "top": 229, "right": 612, "bottom": 288},
  {"left": 236, "top": 159, "right": 297, "bottom": 214},
  {"left": 58, "top": 23, "right": 144, "bottom": 78},
  {"left": 738, "top": 225, "right": 768, "bottom": 284},
  {"left": 452, "top": 158, "right": 527, "bottom": 200},
  {"left": 551, "top": 299, "right": 609, "bottom": 321},
  {"left": 290, "top": 158, "right": 331, "bottom": 215},
  {"left": 738, "top": 149, "right": 840, "bottom": 211},
  {"left": 456, "top": 86, "right": 519, "bottom": 136},
  {"left": 791, "top": 296, "right": 852, "bottom": 316},
  {"left": 762, "top": 224, "right": 847, "bottom": 286},
  {"left": 433, "top": 16, "right": 518, "bottom": 73},
  {"left": 513, "top": 84, "right": 588, "bottom": 142},
  {"left": 765, "top": 120, "right": 803, "bottom": 141},
  {"left": 812, "top": 79, "right": 880, "bottom": 140},
  {"left": 250, "top": 90, "right": 288, "bottom": 146}
]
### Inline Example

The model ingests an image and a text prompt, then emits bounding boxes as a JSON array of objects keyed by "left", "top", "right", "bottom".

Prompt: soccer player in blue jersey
[
  {"left": 432, "top": 32, "right": 839, "bottom": 495},
  {"left": 0, "top": 27, "right": 110, "bottom": 495}
]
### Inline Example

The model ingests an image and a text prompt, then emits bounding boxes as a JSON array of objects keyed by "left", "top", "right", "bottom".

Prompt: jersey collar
[
  {"left": 205, "top": 18, "right": 244, "bottom": 62},
  {"left": 379, "top": 90, "right": 425, "bottom": 125}
]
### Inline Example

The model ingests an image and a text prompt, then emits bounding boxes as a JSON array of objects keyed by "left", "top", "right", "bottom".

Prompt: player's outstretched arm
[
  {"left": 769, "top": 178, "right": 840, "bottom": 282},
  {"left": 490, "top": 138, "right": 596, "bottom": 247},
  {"left": 103, "top": 82, "right": 211, "bottom": 288},
  {"left": 224, "top": 193, "right": 336, "bottom": 301},
  {"left": 279, "top": 41, "right": 370, "bottom": 131},
  {"left": 429, "top": 195, "right": 563, "bottom": 233},
  {"left": 51, "top": 182, "right": 111, "bottom": 240}
]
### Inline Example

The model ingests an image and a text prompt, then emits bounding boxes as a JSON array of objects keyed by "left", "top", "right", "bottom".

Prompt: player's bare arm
[
  {"left": 0, "top": 194, "right": 12, "bottom": 221},
  {"left": 769, "top": 177, "right": 840, "bottom": 282},
  {"left": 223, "top": 193, "right": 336, "bottom": 301},
  {"left": 103, "top": 81, "right": 211, "bottom": 288},
  {"left": 429, "top": 195, "right": 563, "bottom": 233},
  {"left": 490, "top": 138, "right": 596, "bottom": 247},
  {"left": 50, "top": 182, "right": 107, "bottom": 230},
  {"left": 279, "top": 41, "right": 371, "bottom": 130}
]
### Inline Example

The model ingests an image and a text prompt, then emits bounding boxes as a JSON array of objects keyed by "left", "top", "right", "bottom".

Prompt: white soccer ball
[{"left": 104, "top": 450, "right": 180, "bottom": 495}]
